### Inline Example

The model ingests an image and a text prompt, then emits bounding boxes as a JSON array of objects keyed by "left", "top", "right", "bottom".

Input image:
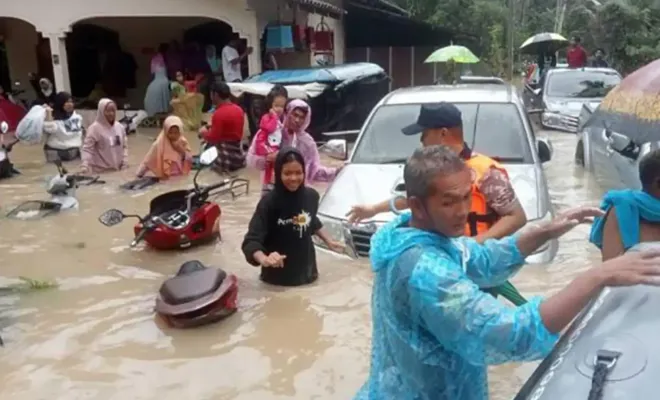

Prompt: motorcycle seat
[{"left": 159, "top": 263, "right": 227, "bottom": 305}]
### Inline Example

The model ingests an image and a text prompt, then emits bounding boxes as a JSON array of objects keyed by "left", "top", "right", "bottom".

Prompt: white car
[{"left": 317, "top": 83, "right": 558, "bottom": 264}]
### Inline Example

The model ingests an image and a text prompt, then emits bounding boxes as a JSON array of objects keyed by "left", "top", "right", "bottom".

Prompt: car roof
[
  {"left": 381, "top": 84, "right": 519, "bottom": 105},
  {"left": 546, "top": 67, "right": 619, "bottom": 76}
]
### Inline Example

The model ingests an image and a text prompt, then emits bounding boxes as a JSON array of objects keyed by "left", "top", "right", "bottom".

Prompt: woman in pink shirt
[{"left": 80, "top": 98, "right": 129, "bottom": 174}]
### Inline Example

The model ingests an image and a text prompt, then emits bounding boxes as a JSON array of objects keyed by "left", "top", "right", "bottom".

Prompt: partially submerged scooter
[
  {"left": 98, "top": 147, "right": 249, "bottom": 250},
  {"left": 154, "top": 260, "right": 238, "bottom": 328},
  {"left": 0, "top": 121, "right": 20, "bottom": 180},
  {"left": 119, "top": 103, "right": 140, "bottom": 135},
  {"left": 6, "top": 159, "right": 105, "bottom": 219}
]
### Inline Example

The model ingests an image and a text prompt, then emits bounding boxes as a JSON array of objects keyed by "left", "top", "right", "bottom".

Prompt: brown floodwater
[{"left": 0, "top": 128, "right": 606, "bottom": 399}]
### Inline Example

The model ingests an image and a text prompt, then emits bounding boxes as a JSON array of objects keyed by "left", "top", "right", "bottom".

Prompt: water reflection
[{"left": 0, "top": 129, "right": 604, "bottom": 399}]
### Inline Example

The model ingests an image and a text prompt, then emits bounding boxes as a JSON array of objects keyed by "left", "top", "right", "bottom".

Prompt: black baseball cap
[{"left": 401, "top": 102, "right": 463, "bottom": 136}]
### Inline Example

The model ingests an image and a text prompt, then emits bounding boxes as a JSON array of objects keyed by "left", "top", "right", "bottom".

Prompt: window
[
  {"left": 351, "top": 102, "right": 533, "bottom": 164},
  {"left": 546, "top": 71, "right": 621, "bottom": 98}
]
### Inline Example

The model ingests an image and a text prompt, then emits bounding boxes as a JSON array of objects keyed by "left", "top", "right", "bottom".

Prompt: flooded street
[{"left": 0, "top": 127, "right": 606, "bottom": 399}]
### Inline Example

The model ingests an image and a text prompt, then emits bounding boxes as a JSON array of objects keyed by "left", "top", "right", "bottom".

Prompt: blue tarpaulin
[{"left": 244, "top": 62, "right": 385, "bottom": 84}]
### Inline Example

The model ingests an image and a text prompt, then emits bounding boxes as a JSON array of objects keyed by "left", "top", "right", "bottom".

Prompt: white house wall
[
  {"left": 1, "top": 0, "right": 346, "bottom": 106},
  {"left": 1, "top": 0, "right": 260, "bottom": 95}
]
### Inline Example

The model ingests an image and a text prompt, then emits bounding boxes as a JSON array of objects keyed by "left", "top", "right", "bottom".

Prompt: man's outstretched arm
[{"left": 346, "top": 196, "right": 409, "bottom": 224}]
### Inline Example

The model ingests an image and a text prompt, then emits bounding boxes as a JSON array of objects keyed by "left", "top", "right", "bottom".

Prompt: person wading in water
[{"left": 347, "top": 102, "right": 529, "bottom": 304}]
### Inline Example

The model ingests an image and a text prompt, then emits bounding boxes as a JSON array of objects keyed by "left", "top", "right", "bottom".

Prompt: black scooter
[
  {"left": 119, "top": 104, "right": 140, "bottom": 135},
  {"left": 0, "top": 121, "right": 19, "bottom": 180}
]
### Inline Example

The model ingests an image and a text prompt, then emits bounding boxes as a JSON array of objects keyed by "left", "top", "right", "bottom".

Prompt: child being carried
[{"left": 253, "top": 92, "right": 287, "bottom": 190}]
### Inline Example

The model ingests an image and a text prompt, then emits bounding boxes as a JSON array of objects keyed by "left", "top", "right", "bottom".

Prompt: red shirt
[
  {"left": 567, "top": 45, "right": 587, "bottom": 68},
  {"left": 204, "top": 102, "right": 245, "bottom": 144}
]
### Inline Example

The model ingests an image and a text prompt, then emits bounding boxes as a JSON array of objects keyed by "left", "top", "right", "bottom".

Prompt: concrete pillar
[
  {"left": 45, "top": 32, "right": 70, "bottom": 93},
  {"left": 244, "top": 8, "right": 262, "bottom": 76}
]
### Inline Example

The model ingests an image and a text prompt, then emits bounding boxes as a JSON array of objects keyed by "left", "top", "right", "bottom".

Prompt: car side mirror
[
  {"left": 319, "top": 139, "right": 347, "bottom": 161},
  {"left": 99, "top": 208, "right": 125, "bottom": 226},
  {"left": 608, "top": 131, "right": 640, "bottom": 160},
  {"left": 199, "top": 146, "right": 219, "bottom": 166},
  {"left": 537, "top": 138, "right": 553, "bottom": 163}
]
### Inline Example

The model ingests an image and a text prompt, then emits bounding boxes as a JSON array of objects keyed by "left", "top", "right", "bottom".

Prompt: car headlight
[
  {"left": 541, "top": 111, "right": 562, "bottom": 123},
  {"left": 313, "top": 214, "right": 346, "bottom": 248}
]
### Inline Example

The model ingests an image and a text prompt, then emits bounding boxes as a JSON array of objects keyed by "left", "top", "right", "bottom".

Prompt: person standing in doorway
[
  {"left": 221, "top": 37, "right": 253, "bottom": 83},
  {"left": 567, "top": 36, "right": 588, "bottom": 68}
]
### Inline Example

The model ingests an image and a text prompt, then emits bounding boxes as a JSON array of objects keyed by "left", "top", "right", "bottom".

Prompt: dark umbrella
[
  {"left": 519, "top": 32, "right": 569, "bottom": 54},
  {"left": 585, "top": 58, "right": 660, "bottom": 145}
]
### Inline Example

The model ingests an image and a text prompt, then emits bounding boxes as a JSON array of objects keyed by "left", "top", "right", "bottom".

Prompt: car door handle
[{"left": 601, "top": 129, "right": 615, "bottom": 155}]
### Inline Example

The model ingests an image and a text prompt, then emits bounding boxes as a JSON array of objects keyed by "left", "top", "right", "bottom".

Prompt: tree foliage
[{"left": 393, "top": 0, "right": 660, "bottom": 74}]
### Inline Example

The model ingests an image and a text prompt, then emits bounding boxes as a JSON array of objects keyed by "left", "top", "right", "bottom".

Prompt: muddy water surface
[{"left": 0, "top": 128, "right": 605, "bottom": 399}]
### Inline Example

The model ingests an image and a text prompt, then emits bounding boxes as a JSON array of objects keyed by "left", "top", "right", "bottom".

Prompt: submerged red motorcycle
[{"left": 98, "top": 147, "right": 249, "bottom": 250}]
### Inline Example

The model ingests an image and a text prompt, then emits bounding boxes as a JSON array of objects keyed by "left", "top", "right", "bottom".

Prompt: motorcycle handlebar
[
  {"left": 130, "top": 227, "right": 149, "bottom": 247},
  {"left": 201, "top": 180, "right": 230, "bottom": 194},
  {"left": 1, "top": 139, "right": 19, "bottom": 152}
]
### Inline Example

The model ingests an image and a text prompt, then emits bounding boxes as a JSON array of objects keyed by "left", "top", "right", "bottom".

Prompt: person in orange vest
[{"left": 347, "top": 102, "right": 528, "bottom": 304}]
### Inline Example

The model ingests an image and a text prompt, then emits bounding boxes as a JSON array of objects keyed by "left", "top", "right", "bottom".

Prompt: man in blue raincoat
[{"left": 355, "top": 145, "right": 660, "bottom": 400}]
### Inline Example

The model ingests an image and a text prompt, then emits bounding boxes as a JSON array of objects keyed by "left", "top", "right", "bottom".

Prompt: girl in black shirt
[{"left": 241, "top": 147, "right": 344, "bottom": 286}]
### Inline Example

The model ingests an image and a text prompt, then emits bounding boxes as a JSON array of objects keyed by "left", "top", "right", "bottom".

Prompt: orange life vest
[{"left": 464, "top": 153, "right": 507, "bottom": 237}]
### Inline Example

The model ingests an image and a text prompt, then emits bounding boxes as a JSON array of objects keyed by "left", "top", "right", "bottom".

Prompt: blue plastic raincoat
[{"left": 355, "top": 212, "right": 559, "bottom": 400}]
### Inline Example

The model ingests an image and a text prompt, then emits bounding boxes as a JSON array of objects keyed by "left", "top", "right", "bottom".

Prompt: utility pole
[{"left": 507, "top": 0, "right": 514, "bottom": 80}]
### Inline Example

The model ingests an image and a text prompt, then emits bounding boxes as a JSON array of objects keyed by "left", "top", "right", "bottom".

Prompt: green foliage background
[{"left": 392, "top": 0, "right": 660, "bottom": 75}]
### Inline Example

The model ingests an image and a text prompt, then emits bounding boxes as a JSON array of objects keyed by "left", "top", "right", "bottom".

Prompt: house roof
[
  {"left": 346, "top": 0, "right": 410, "bottom": 17},
  {"left": 289, "top": 0, "right": 346, "bottom": 19}
]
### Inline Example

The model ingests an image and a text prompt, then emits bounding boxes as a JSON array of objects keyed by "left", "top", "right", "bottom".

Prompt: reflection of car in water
[
  {"left": 228, "top": 62, "right": 389, "bottom": 142},
  {"left": 317, "top": 83, "right": 558, "bottom": 264},
  {"left": 524, "top": 68, "right": 621, "bottom": 132}
]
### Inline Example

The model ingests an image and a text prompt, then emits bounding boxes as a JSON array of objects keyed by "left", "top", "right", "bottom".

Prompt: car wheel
[{"left": 575, "top": 140, "right": 585, "bottom": 167}]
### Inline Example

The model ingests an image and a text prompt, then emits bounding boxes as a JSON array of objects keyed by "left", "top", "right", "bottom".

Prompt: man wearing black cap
[{"left": 347, "top": 102, "right": 528, "bottom": 302}]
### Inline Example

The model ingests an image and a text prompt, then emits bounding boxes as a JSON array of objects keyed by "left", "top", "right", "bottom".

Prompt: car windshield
[
  {"left": 351, "top": 103, "right": 533, "bottom": 164},
  {"left": 546, "top": 70, "right": 620, "bottom": 98}
]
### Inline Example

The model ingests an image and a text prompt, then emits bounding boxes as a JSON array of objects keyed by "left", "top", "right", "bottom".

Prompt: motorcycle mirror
[
  {"left": 98, "top": 209, "right": 125, "bottom": 227},
  {"left": 0, "top": 121, "right": 8, "bottom": 134},
  {"left": 199, "top": 146, "right": 219, "bottom": 166}
]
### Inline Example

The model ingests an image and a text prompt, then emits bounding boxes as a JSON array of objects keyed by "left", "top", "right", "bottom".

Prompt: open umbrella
[
  {"left": 519, "top": 32, "right": 569, "bottom": 54},
  {"left": 585, "top": 58, "right": 660, "bottom": 145},
  {"left": 425, "top": 45, "right": 480, "bottom": 64}
]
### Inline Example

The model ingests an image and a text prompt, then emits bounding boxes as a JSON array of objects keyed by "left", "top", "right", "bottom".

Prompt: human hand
[
  {"left": 596, "top": 249, "right": 660, "bottom": 287},
  {"left": 542, "top": 206, "right": 604, "bottom": 240},
  {"left": 346, "top": 204, "right": 377, "bottom": 224},
  {"left": 266, "top": 151, "right": 278, "bottom": 162},
  {"left": 262, "top": 251, "right": 286, "bottom": 267},
  {"left": 327, "top": 240, "right": 345, "bottom": 254},
  {"left": 172, "top": 140, "right": 187, "bottom": 154}
]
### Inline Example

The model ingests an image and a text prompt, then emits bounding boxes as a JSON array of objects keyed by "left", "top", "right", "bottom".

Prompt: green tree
[{"left": 394, "top": 0, "right": 660, "bottom": 74}]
